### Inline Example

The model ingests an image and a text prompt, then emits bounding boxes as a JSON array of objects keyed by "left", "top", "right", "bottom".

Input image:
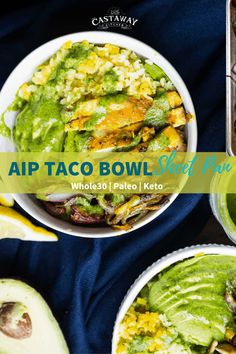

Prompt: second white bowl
[{"left": 112, "top": 244, "right": 236, "bottom": 352}]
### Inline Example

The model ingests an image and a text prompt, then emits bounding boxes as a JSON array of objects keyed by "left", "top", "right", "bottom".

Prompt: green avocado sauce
[
  {"left": 64, "top": 131, "right": 91, "bottom": 152},
  {"left": 144, "top": 93, "right": 169, "bottom": 128},
  {"left": 0, "top": 94, "right": 27, "bottom": 139},
  {"left": 227, "top": 194, "right": 236, "bottom": 224},
  {"left": 14, "top": 96, "right": 64, "bottom": 152},
  {"left": 103, "top": 69, "right": 119, "bottom": 94},
  {"left": 0, "top": 113, "right": 11, "bottom": 138},
  {"left": 64, "top": 131, "right": 77, "bottom": 152},
  {"left": 148, "top": 131, "right": 170, "bottom": 151},
  {"left": 75, "top": 196, "right": 104, "bottom": 215},
  {"left": 7, "top": 42, "right": 93, "bottom": 152},
  {"left": 73, "top": 131, "right": 91, "bottom": 152},
  {"left": 84, "top": 107, "right": 106, "bottom": 130}
]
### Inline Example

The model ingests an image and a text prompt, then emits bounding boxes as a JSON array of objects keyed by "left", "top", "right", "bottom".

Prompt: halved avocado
[{"left": 0, "top": 279, "right": 69, "bottom": 354}]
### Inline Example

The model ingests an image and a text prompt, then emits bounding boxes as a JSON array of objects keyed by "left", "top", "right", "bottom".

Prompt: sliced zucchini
[
  {"left": 167, "top": 106, "right": 186, "bottom": 127},
  {"left": 166, "top": 91, "right": 182, "bottom": 108}
]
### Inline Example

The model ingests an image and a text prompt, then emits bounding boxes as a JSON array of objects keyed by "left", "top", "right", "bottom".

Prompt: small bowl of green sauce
[{"left": 210, "top": 166, "right": 236, "bottom": 243}]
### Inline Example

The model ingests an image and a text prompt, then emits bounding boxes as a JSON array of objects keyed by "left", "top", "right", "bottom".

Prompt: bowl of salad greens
[
  {"left": 0, "top": 32, "right": 197, "bottom": 237},
  {"left": 113, "top": 244, "right": 236, "bottom": 354}
]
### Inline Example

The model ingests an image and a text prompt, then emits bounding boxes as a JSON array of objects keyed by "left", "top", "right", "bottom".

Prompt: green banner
[{"left": 0, "top": 152, "right": 235, "bottom": 194}]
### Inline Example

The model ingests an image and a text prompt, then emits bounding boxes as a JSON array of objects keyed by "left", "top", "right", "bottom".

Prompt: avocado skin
[{"left": 149, "top": 255, "right": 236, "bottom": 347}]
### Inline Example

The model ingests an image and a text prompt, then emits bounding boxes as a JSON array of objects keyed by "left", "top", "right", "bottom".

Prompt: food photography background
[{"left": 0, "top": 0, "right": 226, "bottom": 353}]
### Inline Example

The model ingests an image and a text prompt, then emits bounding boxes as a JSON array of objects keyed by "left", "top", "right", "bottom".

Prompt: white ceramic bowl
[
  {"left": 112, "top": 244, "right": 236, "bottom": 353},
  {"left": 0, "top": 31, "right": 197, "bottom": 237}
]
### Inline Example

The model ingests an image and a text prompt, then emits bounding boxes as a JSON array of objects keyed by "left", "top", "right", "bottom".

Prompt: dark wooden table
[{"left": 195, "top": 216, "right": 234, "bottom": 245}]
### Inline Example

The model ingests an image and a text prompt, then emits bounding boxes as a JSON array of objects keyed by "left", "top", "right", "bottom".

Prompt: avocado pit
[{"left": 0, "top": 302, "right": 32, "bottom": 339}]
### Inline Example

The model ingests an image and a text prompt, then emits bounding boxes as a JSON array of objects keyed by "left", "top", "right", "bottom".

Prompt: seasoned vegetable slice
[
  {"left": 148, "top": 126, "right": 185, "bottom": 151},
  {"left": 65, "top": 96, "right": 152, "bottom": 131},
  {"left": 144, "top": 91, "right": 184, "bottom": 128},
  {"left": 168, "top": 106, "right": 186, "bottom": 127}
]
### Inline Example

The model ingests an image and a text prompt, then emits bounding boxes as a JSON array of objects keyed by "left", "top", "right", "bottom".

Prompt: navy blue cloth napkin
[{"left": 0, "top": 0, "right": 226, "bottom": 353}]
